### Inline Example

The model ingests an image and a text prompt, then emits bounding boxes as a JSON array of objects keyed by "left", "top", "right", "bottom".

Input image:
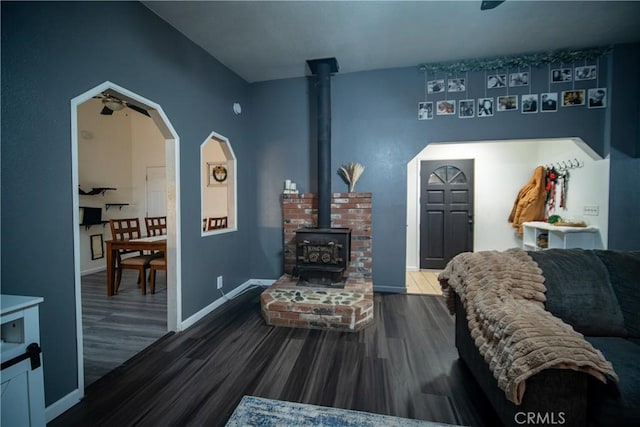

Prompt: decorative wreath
[{"left": 212, "top": 165, "right": 227, "bottom": 183}]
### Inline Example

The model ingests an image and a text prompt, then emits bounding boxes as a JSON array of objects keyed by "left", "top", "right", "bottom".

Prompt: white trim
[
  {"left": 45, "top": 389, "right": 82, "bottom": 423},
  {"left": 179, "top": 279, "right": 274, "bottom": 330},
  {"left": 70, "top": 81, "right": 182, "bottom": 400},
  {"left": 406, "top": 266, "right": 419, "bottom": 272},
  {"left": 81, "top": 266, "right": 107, "bottom": 276}
]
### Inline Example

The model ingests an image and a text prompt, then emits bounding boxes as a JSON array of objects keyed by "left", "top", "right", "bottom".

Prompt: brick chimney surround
[{"left": 260, "top": 192, "right": 374, "bottom": 331}]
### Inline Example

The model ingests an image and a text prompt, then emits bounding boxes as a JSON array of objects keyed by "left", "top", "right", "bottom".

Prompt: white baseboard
[
  {"left": 46, "top": 388, "right": 83, "bottom": 423},
  {"left": 179, "top": 279, "right": 274, "bottom": 330},
  {"left": 81, "top": 266, "right": 106, "bottom": 276},
  {"left": 406, "top": 265, "right": 419, "bottom": 272}
]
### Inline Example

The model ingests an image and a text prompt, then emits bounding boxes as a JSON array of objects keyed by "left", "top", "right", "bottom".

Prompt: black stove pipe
[{"left": 307, "top": 57, "right": 338, "bottom": 230}]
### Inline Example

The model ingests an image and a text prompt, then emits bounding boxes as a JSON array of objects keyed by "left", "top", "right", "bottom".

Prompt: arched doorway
[{"left": 70, "top": 81, "right": 181, "bottom": 394}]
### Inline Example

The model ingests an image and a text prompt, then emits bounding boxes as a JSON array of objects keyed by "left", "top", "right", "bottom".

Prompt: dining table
[{"left": 105, "top": 235, "right": 167, "bottom": 296}]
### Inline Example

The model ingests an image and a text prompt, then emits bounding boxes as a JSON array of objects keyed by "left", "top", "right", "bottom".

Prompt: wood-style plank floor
[
  {"left": 82, "top": 269, "right": 167, "bottom": 386},
  {"left": 52, "top": 287, "right": 499, "bottom": 427},
  {"left": 406, "top": 270, "right": 443, "bottom": 295}
]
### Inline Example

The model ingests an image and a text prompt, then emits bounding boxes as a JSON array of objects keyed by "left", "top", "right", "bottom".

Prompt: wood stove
[{"left": 295, "top": 227, "right": 351, "bottom": 287}]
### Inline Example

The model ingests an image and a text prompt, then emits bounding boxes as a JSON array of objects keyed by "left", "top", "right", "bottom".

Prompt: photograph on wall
[
  {"left": 551, "top": 68, "right": 572, "bottom": 83},
  {"left": 427, "top": 79, "right": 445, "bottom": 94},
  {"left": 509, "top": 72, "right": 529, "bottom": 87},
  {"left": 90, "top": 234, "right": 104, "bottom": 260},
  {"left": 436, "top": 100, "right": 456, "bottom": 115},
  {"left": 521, "top": 94, "right": 538, "bottom": 114},
  {"left": 575, "top": 65, "right": 597, "bottom": 81},
  {"left": 459, "top": 99, "right": 475, "bottom": 118},
  {"left": 497, "top": 95, "right": 518, "bottom": 111},
  {"left": 477, "top": 98, "right": 494, "bottom": 117},
  {"left": 418, "top": 101, "right": 434, "bottom": 120},
  {"left": 487, "top": 74, "right": 506, "bottom": 89},
  {"left": 447, "top": 78, "right": 466, "bottom": 92},
  {"left": 588, "top": 88, "right": 607, "bottom": 108},
  {"left": 540, "top": 92, "right": 558, "bottom": 112},
  {"left": 208, "top": 162, "right": 228, "bottom": 186},
  {"left": 562, "top": 90, "right": 585, "bottom": 107}
]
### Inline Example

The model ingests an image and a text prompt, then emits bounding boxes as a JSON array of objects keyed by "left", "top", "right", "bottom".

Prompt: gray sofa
[{"left": 453, "top": 249, "right": 640, "bottom": 427}]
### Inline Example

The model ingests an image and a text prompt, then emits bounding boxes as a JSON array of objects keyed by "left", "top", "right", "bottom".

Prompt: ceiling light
[{"left": 102, "top": 97, "right": 125, "bottom": 111}]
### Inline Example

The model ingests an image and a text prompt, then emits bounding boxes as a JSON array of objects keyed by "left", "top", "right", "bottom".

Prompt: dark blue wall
[
  {"left": 1, "top": 2, "right": 253, "bottom": 405},
  {"left": 249, "top": 59, "right": 624, "bottom": 290}
]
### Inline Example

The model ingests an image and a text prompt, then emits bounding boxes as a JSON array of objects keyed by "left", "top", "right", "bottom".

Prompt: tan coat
[{"left": 508, "top": 166, "right": 547, "bottom": 236}]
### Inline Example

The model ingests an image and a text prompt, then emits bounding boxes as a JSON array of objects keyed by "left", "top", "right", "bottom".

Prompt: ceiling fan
[
  {"left": 481, "top": 1, "right": 505, "bottom": 10},
  {"left": 93, "top": 92, "right": 150, "bottom": 117}
]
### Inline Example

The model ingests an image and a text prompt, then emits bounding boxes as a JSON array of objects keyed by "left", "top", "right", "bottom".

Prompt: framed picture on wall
[
  {"left": 427, "top": 79, "right": 445, "bottom": 94},
  {"left": 521, "top": 94, "right": 538, "bottom": 114},
  {"left": 90, "top": 234, "right": 104, "bottom": 260},
  {"left": 418, "top": 101, "right": 433, "bottom": 120},
  {"left": 497, "top": 95, "right": 518, "bottom": 111},
  {"left": 588, "top": 88, "right": 607, "bottom": 108},
  {"left": 459, "top": 99, "right": 475, "bottom": 118},
  {"left": 575, "top": 65, "right": 597, "bottom": 81},
  {"left": 551, "top": 68, "right": 572, "bottom": 83},
  {"left": 509, "top": 72, "right": 529, "bottom": 87},
  {"left": 487, "top": 74, "right": 506, "bottom": 89},
  {"left": 207, "top": 162, "right": 228, "bottom": 186},
  {"left": 477, "top": 98, "right": 494, "bottom": 117},
  {"left": 562, "top": 90, "right": 585, "bottom": 107},
  {"left": 436, "top": 100, "right": 455, "bottom": 115},
  {"left": 541, "top": 92, "right": 558, "bottom": 112},
  {"left": 447, "top": 78, "right": 466, "bottom": 92}
]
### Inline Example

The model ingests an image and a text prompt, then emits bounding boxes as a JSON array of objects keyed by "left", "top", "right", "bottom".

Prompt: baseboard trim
[
  {"left": 46, "top": 388, "right": 82, "bottom": 423},
  {"left": 81, "top": 266, "right": 106, "bottom": 276},
  {"left": 179, "top": 279, "right": 275, "bottom": 330},
  {"left": 406, "top": 265, "right": 419, "bottom": 272},
  {"left": 373, "top": 285, "right": 405, "bottom": 293}
]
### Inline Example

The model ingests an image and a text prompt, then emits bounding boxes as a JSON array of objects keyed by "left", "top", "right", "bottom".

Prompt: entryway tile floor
[{"left": 406, "top": 270, "right": 443, "bottom": 295}]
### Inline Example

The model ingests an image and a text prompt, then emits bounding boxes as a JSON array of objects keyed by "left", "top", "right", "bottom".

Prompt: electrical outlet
[
  {"left": 216, "top": 275, "right": 223, "bottom": 289},
  {"left": 583, "top": 205, "right": 599, "bottom": 216}
]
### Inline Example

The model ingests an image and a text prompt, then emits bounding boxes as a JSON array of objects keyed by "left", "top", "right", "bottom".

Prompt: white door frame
[{"left": 67, "top": 81, "right": 182, "bottom": 412}]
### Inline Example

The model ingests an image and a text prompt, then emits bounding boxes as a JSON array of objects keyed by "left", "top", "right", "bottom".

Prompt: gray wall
[
  {"left": 1, "top": 2, "right": 254, "bottom": 405},
  {"left": 249, "top": 58, "right": 628, "bottom": 290}
]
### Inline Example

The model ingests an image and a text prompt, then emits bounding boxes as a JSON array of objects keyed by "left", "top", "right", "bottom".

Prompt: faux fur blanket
[{"left": 438, "top": 248, "right": 618, "bottom": 405}]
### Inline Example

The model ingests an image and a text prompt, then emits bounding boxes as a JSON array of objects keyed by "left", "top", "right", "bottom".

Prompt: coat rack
[{"left": 545, "top": 158, "right": 584, "bottom": 172}]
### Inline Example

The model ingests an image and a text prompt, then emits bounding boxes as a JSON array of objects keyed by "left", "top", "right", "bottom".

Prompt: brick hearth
[{"left": 260, "top": 192, "right": 374, "bottom": 331}]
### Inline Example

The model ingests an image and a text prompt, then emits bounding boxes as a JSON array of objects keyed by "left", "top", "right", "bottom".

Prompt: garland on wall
[{"left": 418, "top": 46, "right": 610, "bottom": 74}]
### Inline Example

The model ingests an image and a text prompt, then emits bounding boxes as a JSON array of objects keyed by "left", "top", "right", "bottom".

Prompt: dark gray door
[{"left": 420, "top": 159, "right": 474, "bottom": 269}]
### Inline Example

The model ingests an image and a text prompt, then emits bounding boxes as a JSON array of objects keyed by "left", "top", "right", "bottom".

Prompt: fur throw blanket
[{"left": 438, "top": 248, "right": 618, "bottom": 405}]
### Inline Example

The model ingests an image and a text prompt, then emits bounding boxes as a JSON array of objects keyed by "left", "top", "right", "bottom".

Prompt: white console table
[
  {"left": 1, "top": 295, "right": 45, "bottom": 427},
  {"left": 522, "top": 221, "right": 600, "bottom": 251}
]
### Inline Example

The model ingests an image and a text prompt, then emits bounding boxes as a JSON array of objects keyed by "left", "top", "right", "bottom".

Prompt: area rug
[{"left": 225, "top": 395, "right": 462, "bottom": 427}]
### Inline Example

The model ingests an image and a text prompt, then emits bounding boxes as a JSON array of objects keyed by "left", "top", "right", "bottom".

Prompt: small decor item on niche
[
  {"left": 213, "top": 165, "right": 227, "bottom": 182},
  {"left": 283, "top": 179, "right": 299, "bottom": 195},
  {"left": 208, "top": 162, "right": 228, "bottom": 186},
  {"left": 338, "top": 162, "right": 365, "bottom": 193}
]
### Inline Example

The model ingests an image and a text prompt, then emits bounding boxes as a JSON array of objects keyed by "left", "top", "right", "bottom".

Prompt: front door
[{"left": 420, "top": 159, "right": 474, "bottom": 269}]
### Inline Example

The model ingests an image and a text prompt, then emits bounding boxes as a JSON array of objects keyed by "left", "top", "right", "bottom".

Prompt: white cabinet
[
  {"left": 522, "top": 221, "right": 600, "bottom": 251},
  {"left": 1, "top": 295, "right": 45, "bottom": 427}
]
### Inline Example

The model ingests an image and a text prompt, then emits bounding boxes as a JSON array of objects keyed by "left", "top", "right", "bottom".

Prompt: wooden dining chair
[
  {"left": 109, "top": 218, "right": 155, "bottom": 295},
  {"left": 144, "top": 216, "right": 167, "bottom": 236},
  {"left": 206, "top": 216, "right": 228, "bottom": 231},
  {"left": 149, "top": 256, "right": 167, "bottom": 294}
]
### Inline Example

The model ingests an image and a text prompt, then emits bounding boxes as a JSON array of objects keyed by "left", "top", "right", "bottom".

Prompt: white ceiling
[{"left": 143, "top": 1, "right": 640, "bottom": 83}]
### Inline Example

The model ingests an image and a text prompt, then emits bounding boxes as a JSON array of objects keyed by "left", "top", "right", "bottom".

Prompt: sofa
[{"left": 443, "top": 248, "right": 640, "bottom": 427}]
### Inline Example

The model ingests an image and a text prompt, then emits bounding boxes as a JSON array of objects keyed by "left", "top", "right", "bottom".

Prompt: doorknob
[{"left": 468, "top": 214, "right": 474, "bottom": 224}]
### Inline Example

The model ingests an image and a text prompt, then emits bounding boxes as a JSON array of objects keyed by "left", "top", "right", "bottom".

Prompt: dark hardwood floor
[
  {"left": 82, "top": 269, "right": 167, "bottom": 386},
  {"left": 51, "top": 287, "right": 499, "bottom": 427}
]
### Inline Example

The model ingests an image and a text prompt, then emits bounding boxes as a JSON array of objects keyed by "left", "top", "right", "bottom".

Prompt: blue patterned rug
[{"left": 225, "top": 395, "right": 462, "bottom": 427}]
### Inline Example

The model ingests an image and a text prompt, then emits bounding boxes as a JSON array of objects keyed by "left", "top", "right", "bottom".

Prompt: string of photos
[
  {"left": 417, "top": 47, "right": 609, "bottom": 121},
  {"left": 543, "top": 158, "right": 584, "bottom": 217}
]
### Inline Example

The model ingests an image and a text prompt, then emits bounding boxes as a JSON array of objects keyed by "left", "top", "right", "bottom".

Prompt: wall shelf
[
  {"left": 105, "top": 203, "right": 129, "bottom": 211},
  {"left": 79, "top": 187, "right": 116, "bottom": 196},
  {"left": 522, "top": 221, "right": 599, "bottom": 251}
]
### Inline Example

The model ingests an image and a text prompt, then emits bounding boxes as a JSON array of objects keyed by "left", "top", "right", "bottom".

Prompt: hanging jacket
[{"left": 508, "top": 166, "right": 547, "bottom": 236}]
